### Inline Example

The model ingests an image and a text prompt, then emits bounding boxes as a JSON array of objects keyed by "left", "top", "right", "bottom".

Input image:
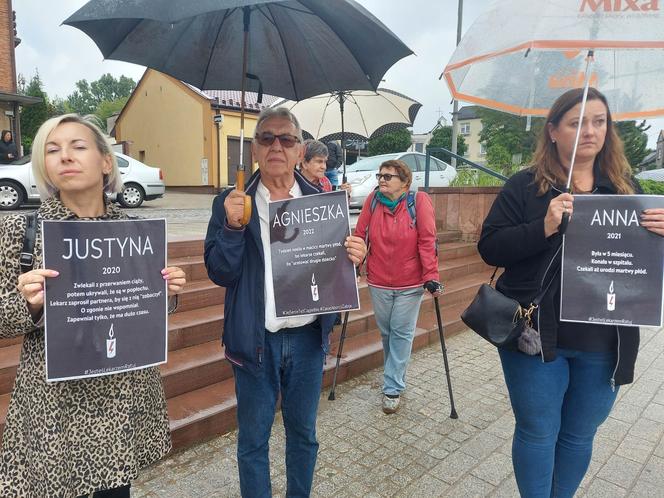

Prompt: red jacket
[{"left": 354, "top": 191, "right": 439, "bottom": 289}]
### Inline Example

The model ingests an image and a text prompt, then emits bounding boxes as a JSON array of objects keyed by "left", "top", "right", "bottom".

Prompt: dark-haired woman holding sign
[
  {"left": 478, "top": 88, "right": 664, "bottom": 497},
  {"left": 0, "top": 114, "right": 186, "bottom": 498}
]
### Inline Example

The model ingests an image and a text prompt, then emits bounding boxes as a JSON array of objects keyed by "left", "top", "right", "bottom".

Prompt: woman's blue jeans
[
  {"left": 369, "top": 286, "right": 424, "bottom": 396},
  {"left": 499, "top": 348, "right": 618, "bottom": 498}
]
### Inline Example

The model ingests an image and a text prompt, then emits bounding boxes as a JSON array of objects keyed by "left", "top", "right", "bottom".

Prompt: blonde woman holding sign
[{"left": 0, "top": 114, "right": 186, "bottom": 498}]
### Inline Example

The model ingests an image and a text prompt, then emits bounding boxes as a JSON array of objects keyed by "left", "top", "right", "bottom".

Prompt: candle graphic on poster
[
  {"left": 107, "top": 323, "right": 117, "bottom": 358},
  {"left": 311, "top": 273, "right": 319, "bottom": 302},
  {"left": 607, "top": 281, "right": 615, "bottom": 311}
]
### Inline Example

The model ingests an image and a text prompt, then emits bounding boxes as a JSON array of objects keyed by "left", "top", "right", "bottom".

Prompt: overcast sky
[{"left": 13, "top": 0, "right": 664, "bottom": 147}]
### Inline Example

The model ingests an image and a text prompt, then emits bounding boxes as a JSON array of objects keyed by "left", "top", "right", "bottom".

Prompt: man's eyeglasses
[
  {"left": 376, "top": 173, "right": 400, "bottom": 181},
  {"left": 255, "top": 132, "right": 300, "bottom": 148}
]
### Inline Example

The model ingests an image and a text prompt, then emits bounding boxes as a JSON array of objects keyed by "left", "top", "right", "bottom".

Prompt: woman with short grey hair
[{"left": 300, "top": 139, "right": 333, "bottom": 192}]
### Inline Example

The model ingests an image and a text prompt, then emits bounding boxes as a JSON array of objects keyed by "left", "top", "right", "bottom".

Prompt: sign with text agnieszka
[
  {"left": 42, "top": 219, "right": 167, "bottom": 381},
  {"left": 269, "top": 190, "right": 360, "bottom": 317},
  {"left": 561, "top": 195, "right": 664, "bottom": 327}
]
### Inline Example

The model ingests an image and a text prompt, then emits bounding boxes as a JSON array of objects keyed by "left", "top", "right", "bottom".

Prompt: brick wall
[
  {"left": 0, "top": 0, "right": 16, "bottom": 93},
  {"left": 428, "top": 187, "right": 502, "bottom": 242}
]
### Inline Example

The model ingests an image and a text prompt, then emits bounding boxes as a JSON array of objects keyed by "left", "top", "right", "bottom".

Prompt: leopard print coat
[{"left": 0, "top": 197, "right": 171, "bottom": 497}]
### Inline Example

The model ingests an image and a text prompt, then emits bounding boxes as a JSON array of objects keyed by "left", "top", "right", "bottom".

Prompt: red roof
[{"left": 183, "top": 83, "right": 281, "bottom": 112}]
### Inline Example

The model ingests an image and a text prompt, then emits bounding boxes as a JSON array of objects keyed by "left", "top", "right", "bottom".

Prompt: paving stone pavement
[{"left": 132, "top": 325, "right": 664, "bottom": 497}]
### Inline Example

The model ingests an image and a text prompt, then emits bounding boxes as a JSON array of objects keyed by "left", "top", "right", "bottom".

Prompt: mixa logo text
[{"left": 580, "top": 0, "right": 659, "bottom": 11}]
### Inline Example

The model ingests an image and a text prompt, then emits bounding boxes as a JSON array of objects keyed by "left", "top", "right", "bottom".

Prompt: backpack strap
[
  {"left": 369, "top": 190, "right": 379, "bottom": 214},
  {"left": 406, "top": 190, "right": 417, "bottom": 227},
  {"left": 370, "top": 190, "right": 417, "bottom": 223},
  {"left": 20, "top": 211, "right": 38, "bottom": 274}
]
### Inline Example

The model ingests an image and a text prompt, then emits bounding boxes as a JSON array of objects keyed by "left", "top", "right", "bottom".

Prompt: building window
[
  {"left": 480, "top": 143, "right": 487, "bottom": 156},
  {"left": 415, "top": 142, "right": 424, "bottom": 153},
  {"left": 460, "top": 123, "right": 471, "bottom": 135},
  {"left": 658, "top": 146, "right": 663, "bottom": 162}
]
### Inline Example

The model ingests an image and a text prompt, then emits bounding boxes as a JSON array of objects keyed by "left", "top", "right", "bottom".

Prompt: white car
[
  {"left": 636, "top": 168, "right": 664, "bottom": 182},
  {"left": 343, "top": 152, "right": 457, "bottom": 209},
  {"left": 0, "top": 152, "right": 165, "bottom": 210}
]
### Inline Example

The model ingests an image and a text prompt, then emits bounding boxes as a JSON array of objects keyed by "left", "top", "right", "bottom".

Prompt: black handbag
[{"left": 461, "top": 266, "right": 556, "bottom": 348}]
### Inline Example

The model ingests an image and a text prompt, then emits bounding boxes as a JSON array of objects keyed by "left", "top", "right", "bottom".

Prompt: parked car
[
  {"left": 343, "top": 152, "right": 457, "bottom": 209},
  {"left": 636, "top": 168, "right": 664, "bottom": 182},
  {"left": 0, "top": 152, "right": 165, "bottom": 210}
]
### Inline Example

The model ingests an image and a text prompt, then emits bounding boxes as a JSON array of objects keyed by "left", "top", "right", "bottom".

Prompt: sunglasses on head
[
  {"left": 255, "top": 132, "right": 300, "bottom": 148},
  {"left": 376, "top": 173, "right": 400, "bottom": 181}
]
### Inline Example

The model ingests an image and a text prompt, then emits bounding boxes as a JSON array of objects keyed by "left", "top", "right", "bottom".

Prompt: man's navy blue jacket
[{"left": 204, "top": 169, "right": 337, "bottom": 374}]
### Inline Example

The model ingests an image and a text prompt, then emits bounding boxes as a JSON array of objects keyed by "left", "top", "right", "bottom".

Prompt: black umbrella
[{"left": 64, "top": 0, "right": 413, "bottom": 223}]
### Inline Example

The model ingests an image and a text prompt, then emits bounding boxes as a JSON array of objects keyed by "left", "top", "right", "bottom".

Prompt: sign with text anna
[
  {"left": 42, "top": 219, "right": 168, "bottom": 381},
  {"left": 561, "top": 195, "right": 664, "bottom": 327},
  {"left": 269, "top": 190, "right": 360, "bottom": 317}
]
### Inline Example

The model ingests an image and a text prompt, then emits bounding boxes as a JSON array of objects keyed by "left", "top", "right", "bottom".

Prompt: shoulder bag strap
[{"left": 20, "top": 211, "right": 38, "bottom": 273}]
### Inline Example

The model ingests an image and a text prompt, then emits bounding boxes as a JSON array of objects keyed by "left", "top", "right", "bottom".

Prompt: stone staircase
[{"left": 0, "top": 231, "right": 492, "bottom": 450}]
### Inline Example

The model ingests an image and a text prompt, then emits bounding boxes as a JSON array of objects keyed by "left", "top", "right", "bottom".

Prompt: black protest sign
[
  {"left": 561, "top": 195, "right": 664, "bottom": 327},
  {"left": 42, "top": 219, "right": 167, "bottom": 381},
  {"left": 270, "top": 190, "right": 360, "bottom": 317}
]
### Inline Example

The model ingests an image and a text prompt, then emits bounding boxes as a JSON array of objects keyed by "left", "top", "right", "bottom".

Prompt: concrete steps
[{"left": 0, "top": 232, "right": 490, "bottom": 449}]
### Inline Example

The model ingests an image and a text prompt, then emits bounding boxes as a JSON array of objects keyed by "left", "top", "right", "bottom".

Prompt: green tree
[
  {"left": 49, "top": 97, "right": 68, "bottom": 117},
  {"left": 367, "top": 128, "right": 411, "bottom": 156},
  {"left": 615, "top": 120, "right": 650, "bottom": 169},
  {"left": 638, "top": 179, "right": 664, "bottom": 195},
  {"left": 478, "top": 108, "right": 544, "bottom": 165},
  {"left": 426, "top": 125, "right": 467, "bottom": 163},
  {"left": 486, "top": 143, "right": 512, "bottom": 172},
  {"left": 95, "top": 97, "right": 129, "bottom": 130},
  {"left": 66, "top": 73, "right": 135, "bottom": 117},
  {"left": 66, "top": 79, "right": 96, "bottom": 115},
  {"left": 19, "top": 71, "right": 50, "bottom": 153}
]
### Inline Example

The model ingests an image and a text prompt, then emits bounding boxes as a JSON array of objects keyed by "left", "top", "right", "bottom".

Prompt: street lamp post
[
  {"left": 450, "top": 0, "right": 464, "bottom": 168},
  {"left": 214, "top": 112, "right": 223, "bottom": 192}
]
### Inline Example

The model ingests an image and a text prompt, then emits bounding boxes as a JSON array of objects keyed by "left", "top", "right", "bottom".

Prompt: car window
[
  {"left": 400, "top": 154, "right": 419, "bottom": 173},
  {"left": 346, "top": 154, "right": 398, "bottom": 172},
  {"left": 10, "top": 155, "right": 31, "bottom": 166},
  {"left": 115, "top": 156, "right": 129, "bottom": 168},
  {"left": 419, "top": 155, "right": 440, "bottom": 172},
  {"left": 433, "top": 157, "right": 449, "bottom": 171}
]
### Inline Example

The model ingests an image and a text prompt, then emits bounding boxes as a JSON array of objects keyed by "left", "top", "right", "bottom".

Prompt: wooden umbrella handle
[{"left": 236, "top": 169, "right": 252, "bottom": 226}]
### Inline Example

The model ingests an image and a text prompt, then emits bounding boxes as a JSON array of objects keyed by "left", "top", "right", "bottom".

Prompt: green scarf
[{"left": 375, "top": 191, "right": 406, "bottom": 212}]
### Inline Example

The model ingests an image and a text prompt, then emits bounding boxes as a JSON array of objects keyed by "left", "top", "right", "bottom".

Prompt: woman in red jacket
[{"left": 354, "top": 159, "right": 441, "bottom": 414}]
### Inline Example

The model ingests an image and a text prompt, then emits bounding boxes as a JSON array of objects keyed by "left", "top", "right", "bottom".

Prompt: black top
[
  {"left": 0, "top": 139, "right": 19, "bottom": 164},
  {"left": 326, "top": 141, "right": 342, "bottom": 171},
  {"left": 478, "top": 164, "right": 640, "bottom": 385}
]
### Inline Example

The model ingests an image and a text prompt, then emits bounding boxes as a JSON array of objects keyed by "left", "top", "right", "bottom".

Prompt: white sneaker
[{"left": 382, "top": 395, "right": 400, "bottom": 414}]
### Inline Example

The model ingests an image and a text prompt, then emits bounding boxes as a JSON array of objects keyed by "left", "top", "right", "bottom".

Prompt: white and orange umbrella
[
  {"left": 442, "top": 0, "right": 664, "bottom": 230},
  {"left": 442, "top": 0, "right": 664, "bottom": 121}
]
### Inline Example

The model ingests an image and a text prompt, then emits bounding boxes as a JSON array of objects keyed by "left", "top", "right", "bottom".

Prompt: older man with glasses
[{"left": 204, "top": 107, "right": 366, "bottom": 497}]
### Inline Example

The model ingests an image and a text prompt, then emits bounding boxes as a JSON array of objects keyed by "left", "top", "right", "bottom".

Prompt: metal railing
[{"left": 424, "top": 147, "right": 508, "bottom": 192}]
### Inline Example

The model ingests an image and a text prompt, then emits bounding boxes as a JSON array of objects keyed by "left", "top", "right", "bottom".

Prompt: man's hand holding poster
[{"left": 561, "top": 195, "right": 664, "bottom": 327}]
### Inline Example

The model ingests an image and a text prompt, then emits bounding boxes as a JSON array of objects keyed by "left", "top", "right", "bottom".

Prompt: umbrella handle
[
  {"left": 560, "top": 211, "right": 569, "bottom": 235},
  {"left": 236, "top": 169, "right": 252, "bottom": 226}
]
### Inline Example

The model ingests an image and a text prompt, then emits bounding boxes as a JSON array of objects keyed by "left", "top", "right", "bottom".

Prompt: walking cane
[
  {"left": 434, "top": 295, "right": 458, "bottom": 419},
  {"left": 328, "top": 311, "right": 350, "bottom": 401}
]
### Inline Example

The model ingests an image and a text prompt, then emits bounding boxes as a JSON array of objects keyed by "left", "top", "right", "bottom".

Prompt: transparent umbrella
[{"left": 441, "top": 0, "right": 664, "bottom": 230}]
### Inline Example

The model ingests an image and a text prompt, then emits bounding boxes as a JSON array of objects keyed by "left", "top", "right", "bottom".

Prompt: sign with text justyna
[
  {"left": 42, "top": 219, "right": 167, "bottom": 381},
  {"left": 561, "top": 195, "right": 664, "bottom": 327},
  {"left": 269, "top": 190, "right": 360, "bottom": 317}
]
